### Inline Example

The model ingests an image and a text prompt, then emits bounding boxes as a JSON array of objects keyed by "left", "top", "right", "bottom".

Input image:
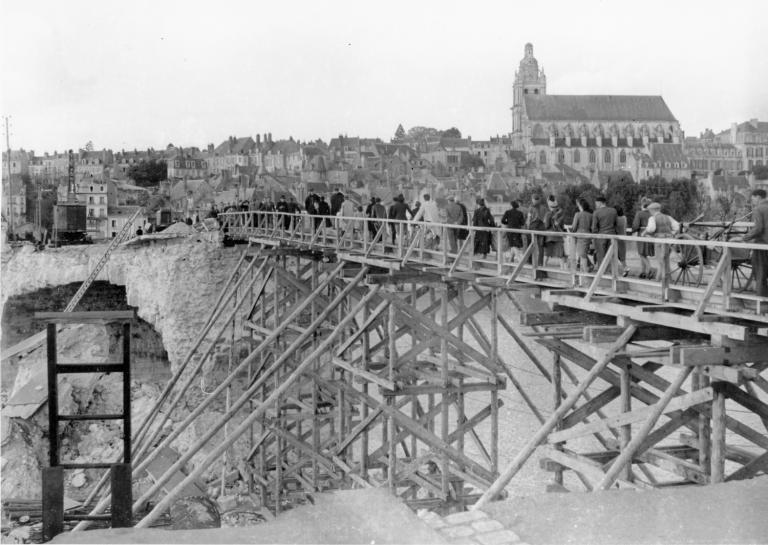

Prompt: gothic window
[
  {"left": 619, "top": 150, "right": 627, "bottom": 164},
  {"left": 589, "top": 149, "right": 596, "bottom": 164},
  {"left": 524, "top": 89, "right": 529, "bottom": 94},
  {"left": 539, "top": 151, "right": 547, "bottom": 165},
  {"left": 604, "top": 150, "right": 612, "bottom": 164},
  {"left": 574, "top": 150, "right": 581, "bottom": 163},
  {"left": 534, "top": 89, "right": 539, "bottom": 94},
  {"left": 558, "top": 150, "right": 565, "bottom": 164}
]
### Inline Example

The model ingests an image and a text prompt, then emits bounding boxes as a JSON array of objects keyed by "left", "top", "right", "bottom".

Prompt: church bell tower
[{"left": 511, "top": 43, "right": 546, "bottom": 149}]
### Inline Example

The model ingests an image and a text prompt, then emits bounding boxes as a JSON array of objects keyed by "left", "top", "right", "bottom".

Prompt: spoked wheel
[
  {"left": 709, "top": 247, "right": 753, "bottom": 292},
  {"left": 670, "top": 234, "right": 704, "bottom": 287},
  {"left": 730, "top": 256, "right": 754, "bottom": 292}
]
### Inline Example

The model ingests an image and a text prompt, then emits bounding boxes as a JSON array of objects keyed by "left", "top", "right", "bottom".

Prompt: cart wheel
[
  {"left": 730, "top": 257, "right": 754, "bottom": 292},
  {"left": 670, "top": 234, "right": 704, "bottom": 287}
]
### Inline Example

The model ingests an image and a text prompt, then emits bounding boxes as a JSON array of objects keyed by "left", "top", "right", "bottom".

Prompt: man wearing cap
[
  {"left": 743, "top": 189, "right": 768, "bottom": 297},
  {"left": 643, "top": 202, "right": 680, "bottom": 282},
  {"left": 591, "top": 196, "right": 618, "bottom": 266},
  {"left": 445, "top": 196, "right": 464, "bottom": 253}
]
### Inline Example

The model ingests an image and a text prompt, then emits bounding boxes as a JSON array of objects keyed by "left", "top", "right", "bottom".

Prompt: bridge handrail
[{"left": 219, "top": 210, "right": 767, "bottom": 252}]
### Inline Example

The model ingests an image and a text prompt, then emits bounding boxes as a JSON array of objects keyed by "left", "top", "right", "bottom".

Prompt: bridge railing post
[{"left": 496, "top": 230, "right": 503, "bottom": 276}]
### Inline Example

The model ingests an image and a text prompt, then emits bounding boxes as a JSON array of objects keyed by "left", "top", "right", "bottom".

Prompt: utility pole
[{"left": 4, "top": 116, "right": 13, "bottom": 237}]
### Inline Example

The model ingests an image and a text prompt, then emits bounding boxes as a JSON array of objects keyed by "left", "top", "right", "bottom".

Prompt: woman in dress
[
  {"left": 544, "top": 196, "right": 566, "bottom": 268},
  {"left": 472, "top": 198, "right": 495, "bottom": 258},
  {"left": 570, "top": 198, "right": 593, "bottom": 285},
  {"left": 615, "top": 205, "right": 629, "bottom": 276},
  {"left": 632, "top": 197, "right": 655, "bottom": 278}
]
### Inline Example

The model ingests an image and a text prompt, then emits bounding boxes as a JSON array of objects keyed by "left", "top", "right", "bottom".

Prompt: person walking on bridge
[
  {"left": 388, "top": 194, "right": 412, "bottom": 249},
  {"left": 526, "top": 194, "right": 548, "bottom": 266},
  {"left": 472, "top": 198, "right": 495, "bottom": 259},
  {"left": 591, "top": 196, "right": 618, "bottom": 267},
  {"left": 642, "top": 202, "right": 680, "bottom": 282},
  {"left": 501, "top": 200, "right": 525, "bottom": 262},
  {"left": 445, "top": 196, "right": 464, "bottom": 253},
  {"left": 632, "top": 197, "right": 655, "bottom": 278},
  {"left": 411, "top": 194, "right": 440, "bottom": 249},
  {"left": 743, "top": 189, "right": 768, "bottom": 297},
  {"left": 570, "top": 198, "right": 593, "bottom": 285}
]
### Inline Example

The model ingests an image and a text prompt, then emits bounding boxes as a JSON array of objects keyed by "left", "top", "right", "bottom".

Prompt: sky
[{"left": 1, "top": 0, "right": 767, "bottom": 153}]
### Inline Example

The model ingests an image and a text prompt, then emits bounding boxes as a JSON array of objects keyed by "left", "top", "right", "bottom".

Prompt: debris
[
  {"left": 216, "top": 494, "right": 238, "bottom": 513},
  {"left": 170, "top": 496, "right": 221, "bottom": 530},
  {"left": 5, "top": 525, "right": 31, "bottom": 544}
]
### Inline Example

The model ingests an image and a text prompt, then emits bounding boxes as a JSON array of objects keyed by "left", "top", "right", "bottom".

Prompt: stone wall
[{"left": 1, "top": 238, "right": 242, "bottom": 372}]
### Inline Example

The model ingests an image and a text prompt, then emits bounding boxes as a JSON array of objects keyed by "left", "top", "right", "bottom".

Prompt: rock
[
  {"left": 170, "top": 495, "right": 221, "bottom": 530},
  {"left": 216, "top": 494, "right": 238, "bottom": 513},
  {"left": 71, "top": 473, "right": 87, "bottom": 488}
]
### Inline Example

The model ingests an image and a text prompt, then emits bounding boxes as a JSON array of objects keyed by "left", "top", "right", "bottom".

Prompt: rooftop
[{"left": 525, "top": 95, "right": 677, "bottom": 122}]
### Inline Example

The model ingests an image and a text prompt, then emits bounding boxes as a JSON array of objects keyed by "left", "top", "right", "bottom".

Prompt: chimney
[
  {"left": 750, "top": 118, "right": 759, "bottom": 129},
  {"left": 256, "top": 134, "right": 261, "bottom": 146},
  {"left": 731, "top": 123, "right": 738, "bottom": 144},
  {"left": 268, "top": 133, "right": 272, "bottom": 143}
]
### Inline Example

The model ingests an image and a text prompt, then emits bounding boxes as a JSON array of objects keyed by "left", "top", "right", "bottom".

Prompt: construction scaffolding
[{"left": 66, "top": 212, "right": 768, "bottom": 534}]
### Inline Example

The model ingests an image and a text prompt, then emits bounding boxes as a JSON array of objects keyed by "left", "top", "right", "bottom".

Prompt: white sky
[{"left": 1, "top": 0, "right": 767, "bottom": 153}]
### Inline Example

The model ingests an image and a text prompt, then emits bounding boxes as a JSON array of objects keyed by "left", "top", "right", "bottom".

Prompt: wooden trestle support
[{"left": 73, "top": 241, "right": 768, "bottom": 531}]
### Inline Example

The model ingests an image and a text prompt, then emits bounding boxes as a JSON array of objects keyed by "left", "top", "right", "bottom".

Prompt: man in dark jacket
[
  {"left": 276, "top": 195, "right": 290, "bottom": 230},
  {"left": 445, "top": 196, "right": 464, "bottom": 252},
  {"left": 387, "top": 194, "right": 412, "bottom": 246},
  {"left": 330, "top": 190, "right": 344, "bottom": 217},
  {"left": 591, "top": 196, "right": 618, "bottom": 266},
  {"left": 317, "top": 196, "right": 332, "bottom": 228},
  {"left": 744, "top": 189, "right": 768, "bottom": 297},
  {"left": 365, "top": 197, "right": 377, "bottom": 239}
]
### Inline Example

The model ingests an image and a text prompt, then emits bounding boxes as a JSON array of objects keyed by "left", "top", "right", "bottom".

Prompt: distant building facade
[
  {"left": 716, "top": 119, "right": 768, "bottom": 172},
  {"left": 510, "top": 43, "right": 683, "bottom": 178}
]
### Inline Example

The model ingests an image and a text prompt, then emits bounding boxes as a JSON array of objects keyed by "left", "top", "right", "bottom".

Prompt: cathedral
[{"left": 511, "top": 43, "right": 683, "bottom": 177}]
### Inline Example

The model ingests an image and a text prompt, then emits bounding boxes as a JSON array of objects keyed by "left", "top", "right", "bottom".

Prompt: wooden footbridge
[{"left": 73, "top": 211, "right": 768, "bottom": 531}]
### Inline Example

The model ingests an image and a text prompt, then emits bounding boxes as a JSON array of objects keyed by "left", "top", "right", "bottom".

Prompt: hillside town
[{"left": 3, "top": 45, "right": 767, "bottom": 244}]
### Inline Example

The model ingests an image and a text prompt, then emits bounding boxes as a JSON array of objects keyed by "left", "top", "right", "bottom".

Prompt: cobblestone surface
[{"left": 419, "top": 507, "right": 528, "bottom": 545}]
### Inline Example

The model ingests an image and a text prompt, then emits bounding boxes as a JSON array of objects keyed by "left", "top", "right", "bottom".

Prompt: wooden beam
[
  {"left": 543, "top": 291, "right": 749, "bottom": 340},
  {"left": 596, "top": 366, "right": 693, "bottom": 490},
  {"left": 671, "top": 344, "right": 768, "bottom": 366},
  {"left": 473, "top": 324, "right": 638, "bottom": 510},
  {"left": 584, "top": 325, "right": 705, "bottom": 344},
  {"left": 725, "top": 452, "right": 768, "bottom": 482},
  {"left": 548, "top": 387, "right": 714, "bottom": 444},
  {"left": 35, "top": 310, "right": 136, "bottom": 323}
]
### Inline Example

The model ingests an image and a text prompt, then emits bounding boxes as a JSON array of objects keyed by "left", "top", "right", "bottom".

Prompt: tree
[
  {"left": 407, "top": 126, "right": 440, "bottom": 140},
  {"left": 753, "top": 164, "right": 768, "bottom": 180},
  {"left": 394, "top": 124, "right": 406, "bottom": 140},
  {"left": 461, "top": 154, "right": 484, "bottom": 171},
  {"left": 128, "top": 159, "right": 167, "bottom": 187},
  {"left": 638, "top": 176, "right": 701, "bottom": 221},
  {"left": 441, "top": 127, "right": 462, "bottom": 139},
  {"left": 605, "top": 177, "right": 642, "bottom": 224},
  {"left": 559, "top": 182, "right": 602, "bottom": 223},
  {"left": 84, "top": 141, "right": 94, "bottom": 152}
]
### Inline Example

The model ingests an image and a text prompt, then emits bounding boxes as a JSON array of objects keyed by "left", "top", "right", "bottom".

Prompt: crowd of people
[{"left": 220, "top": 190, "right": 703, "bottom": 281}]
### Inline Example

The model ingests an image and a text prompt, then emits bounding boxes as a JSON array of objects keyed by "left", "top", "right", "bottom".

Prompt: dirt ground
[
  {"left": 484, "top": 476, "right": 768, "bottom": 545},
  {"left": 50, "top": 488, "right": 446, "bottom": 544}
]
